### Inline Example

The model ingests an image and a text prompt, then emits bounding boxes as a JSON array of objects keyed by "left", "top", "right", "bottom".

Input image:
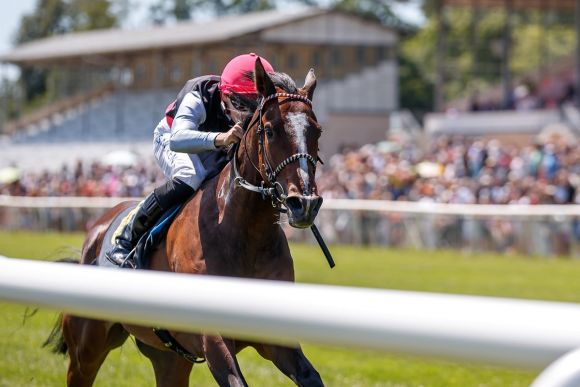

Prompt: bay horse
[{"left": 47, "top": 59, "right": 325, "bottom": 387}]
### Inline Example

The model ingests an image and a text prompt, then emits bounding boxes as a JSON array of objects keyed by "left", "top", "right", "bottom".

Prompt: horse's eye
[{"left": 265, "top": 124, "right": 274, "bottom": 139}]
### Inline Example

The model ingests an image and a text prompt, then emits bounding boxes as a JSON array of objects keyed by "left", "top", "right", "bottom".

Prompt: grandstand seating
[
  {"left": 5, "top": 60, "right": 397, "bottom": 146},
  {"left": 9, "top": 89, "right": 175, "bottom": 144}
]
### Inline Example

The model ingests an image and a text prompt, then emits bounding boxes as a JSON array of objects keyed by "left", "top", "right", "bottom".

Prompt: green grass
[{"left": 2, "top": 231, "right": 580, "bottom": 386}]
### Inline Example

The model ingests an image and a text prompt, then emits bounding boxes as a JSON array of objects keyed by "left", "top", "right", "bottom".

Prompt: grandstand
[{"left": 0, "top": 8, "right": 399, "bottom": 162}]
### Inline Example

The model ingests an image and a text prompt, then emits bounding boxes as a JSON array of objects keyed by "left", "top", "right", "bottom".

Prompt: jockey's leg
[{"left": 106, "top": 178, "right": 194, "bottom": 266}]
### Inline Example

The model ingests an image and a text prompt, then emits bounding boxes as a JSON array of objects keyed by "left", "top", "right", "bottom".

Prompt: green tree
[
  {"left": 14, "top": 0, "right": 120, "bottom": 102},
  {"left": 174, "top": 0, "right": 194, "bottom": 20},
  {"left": 149, "top": 0, "right": 278, "bottom": 22},
  {"left": 68, "top": 0, "right": 118, "bottom": 31},
  {"left": 404, "top": 2, "right": 576, "bottom": 106},
  {"left": 327, "top": 0, "right": 409, "bottom": 29}
]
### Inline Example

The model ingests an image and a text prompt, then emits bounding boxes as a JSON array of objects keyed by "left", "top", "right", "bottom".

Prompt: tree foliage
[
  {"left": 149, "top": 0, "right": 278, "bottom": 22},
  {"left": 149, "top": 0, "right": 408, "bottom": 27},
  {"left": 327, "top": 0, "right": 409, "bottom": 29},
  {"left": 403, "top": 4, "right": 576, "bottom": 105},
  {"left": 14, "top": 0, "right": 120, "bottom": 102}
]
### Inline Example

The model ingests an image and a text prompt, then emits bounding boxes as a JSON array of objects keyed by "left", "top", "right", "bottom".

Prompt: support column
[
  {"left": 576, "top": 0, "right": 580, "bottom": 106},
  {"left": 434, "top": 0, "right": 446, "bottom": 112},
  {"left": 502, "top": 0, "right": 514, "bottom": 109}
]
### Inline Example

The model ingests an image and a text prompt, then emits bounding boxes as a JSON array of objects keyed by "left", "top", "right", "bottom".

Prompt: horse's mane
[
  {"left": 267, "top": 72, "right": 298, "bottom": 94},
  {"left": 229, "top": 71, "right": 298, "bottom": 115}
]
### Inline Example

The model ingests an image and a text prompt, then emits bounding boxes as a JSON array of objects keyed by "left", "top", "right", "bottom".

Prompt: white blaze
[{"left": 286, "top": 112, "right": 311, "bottom": 193}]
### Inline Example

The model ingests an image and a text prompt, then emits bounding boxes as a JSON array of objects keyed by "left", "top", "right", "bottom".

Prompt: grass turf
[{"left": 2, "top": 231, "right": 580, "bottom": 386}]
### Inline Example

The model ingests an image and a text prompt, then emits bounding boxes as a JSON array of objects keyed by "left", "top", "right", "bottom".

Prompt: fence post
[{"left": 531, "top": 347, "right": 580, "bottom": 387}]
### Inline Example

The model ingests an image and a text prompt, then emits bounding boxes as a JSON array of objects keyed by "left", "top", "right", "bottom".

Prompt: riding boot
[
  {"left": 106, "top": 192, "right": 164, "bottom": 266},
  {"left": 106, "top": 178, "right": 195, "bottom": 267}
]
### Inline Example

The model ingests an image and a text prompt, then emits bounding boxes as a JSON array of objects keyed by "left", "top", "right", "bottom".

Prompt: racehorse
[{"left": 45, "top": 59, "right": 325, "bottom": 387}]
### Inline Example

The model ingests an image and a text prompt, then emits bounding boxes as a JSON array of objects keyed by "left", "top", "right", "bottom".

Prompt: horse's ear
[
  {"left": 254, "top": 58, "right": 276, "bottom": 97},
  {"left": 301, "top": 68, "right": 316, "bottom": 100}
]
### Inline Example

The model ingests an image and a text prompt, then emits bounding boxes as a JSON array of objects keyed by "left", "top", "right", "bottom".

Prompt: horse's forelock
[
  {"left": 246, "top": 70, "right": 297, "bottom": 94},
  {"left": 268, "top": 72, "right": 297, "bottom": 94}
]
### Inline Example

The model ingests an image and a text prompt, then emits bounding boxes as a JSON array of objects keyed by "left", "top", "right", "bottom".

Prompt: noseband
[
  {"left": 257, "top": 93, "right": 317, "bottom": 182},
  {"left": 233, "top": 92, "right": 318, "bottom": 210}
]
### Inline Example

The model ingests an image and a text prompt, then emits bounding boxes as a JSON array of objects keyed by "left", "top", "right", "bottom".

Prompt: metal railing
[
  {"left": 1, "top": 195, "right": 579, "bottom": 256},
  {"left": 0, "top": 256, "right": 580, "bottom": 386}
]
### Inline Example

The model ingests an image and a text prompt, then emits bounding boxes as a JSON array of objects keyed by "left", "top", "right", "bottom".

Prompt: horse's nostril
[
  {"left": 286, "top": 197, "right": 303, "bottom": 213},
  {"left": 313, "top": 197, "right": 323, "bottom": 213}
]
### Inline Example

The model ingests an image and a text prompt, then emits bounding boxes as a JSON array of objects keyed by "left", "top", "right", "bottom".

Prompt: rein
[
  {"left": 257, "top": 93, "right": 317, "bottom": 184},
  {"left": 233, "top": 92, "right": 317, "bottom": 210},
  {"left": 231, "top": 91, "right": 336, "bottom": 269}
]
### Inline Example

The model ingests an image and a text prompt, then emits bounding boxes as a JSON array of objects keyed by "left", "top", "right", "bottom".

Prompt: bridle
[{"left": 233, "top": 92, "right": 319, "bottom": 210}]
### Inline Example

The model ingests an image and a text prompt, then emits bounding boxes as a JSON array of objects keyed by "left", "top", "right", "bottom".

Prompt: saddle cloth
[{"left": 96, "top": 204, "right": 183, "bottom": 269}]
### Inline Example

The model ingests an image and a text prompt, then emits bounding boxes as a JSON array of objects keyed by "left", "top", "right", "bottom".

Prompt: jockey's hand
[{"left": 215, "top": 122, "right": 243, "bottom": 148}]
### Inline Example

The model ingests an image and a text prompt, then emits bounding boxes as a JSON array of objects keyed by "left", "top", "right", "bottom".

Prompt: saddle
[{"left": 95, "top": 204, "right": 183, "bottom": 269}]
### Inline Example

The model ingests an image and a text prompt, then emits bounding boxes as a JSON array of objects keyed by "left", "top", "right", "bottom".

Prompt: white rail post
[{"left": 531, "top": 347, "right": 580, "bottom": 387}]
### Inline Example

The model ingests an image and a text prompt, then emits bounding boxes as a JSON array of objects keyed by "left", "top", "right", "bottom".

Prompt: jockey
[{"left": 106, "top": 53, "right": 275, "bottom": 265}]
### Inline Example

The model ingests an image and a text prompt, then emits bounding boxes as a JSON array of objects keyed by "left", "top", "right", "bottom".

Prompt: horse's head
[{"left": 251, "top": 58, "right": 323, "bottom": 228}]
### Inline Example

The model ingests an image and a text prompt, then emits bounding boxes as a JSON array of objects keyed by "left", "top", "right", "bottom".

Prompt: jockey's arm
[
  {"left": 169, "top": 91, "right": 218, "bottom": 153},
  {"left": 169, "top": 91, "right": 242, "bottom": 152}
]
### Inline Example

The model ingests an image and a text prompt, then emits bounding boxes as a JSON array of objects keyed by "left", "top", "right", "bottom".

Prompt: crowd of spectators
[
  {"left": 0, "top": 160, "right": 165, "bottom": 198},
  {"left": 1, "top": 137, "right": 579, "bottom": 207},
  {"left": 317, "top": 136, "right": 579, "bottom": 205},
  {"left": 468, "top": 80, "right": 576, "bottom": 112}
]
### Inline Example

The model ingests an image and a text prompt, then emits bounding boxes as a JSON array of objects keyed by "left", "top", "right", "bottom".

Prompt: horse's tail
[
  {"left": 43, "top": 314, "right": 67, "bottom": 355},
  {"left": 42, "top": 257, "right": 80, "bottom": 355}
]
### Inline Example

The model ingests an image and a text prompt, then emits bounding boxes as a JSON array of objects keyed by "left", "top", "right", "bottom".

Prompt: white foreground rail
[
  {"left": 1, "top": 256, "right": 580, "bottom": 375},
  {"left": 2, "top": 195, "right": 579, "bottom": 216}
]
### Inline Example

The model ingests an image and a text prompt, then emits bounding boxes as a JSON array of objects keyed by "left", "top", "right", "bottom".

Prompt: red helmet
[{"left": 219, "top": 53, "right": 274, "bottom": 95}]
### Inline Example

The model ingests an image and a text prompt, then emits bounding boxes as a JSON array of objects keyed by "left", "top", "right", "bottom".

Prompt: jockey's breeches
[{"left": 153, "top": 120, "right": 208, "bottom": 190}]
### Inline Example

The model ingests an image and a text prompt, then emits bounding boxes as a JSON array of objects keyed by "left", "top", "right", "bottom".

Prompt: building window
[
  {"left": 312, "top": 51, "right": 322, "bottom": 67},
  {"left": 356, "top": 47, "right": 366, "bottom": 65},
  {"left": 377, "top": 46, "right": 395, "bottom": 61},
  {"left": 287, "top": 52, "right": 298, "bottom": 69},
  {"left": 207, "top": 58, "right": 218, "bottom": 74},
  {"left": 120, "top": 67, "right": 133, "bottom": 86},
  {"left": 376, "top": 46, "right": 386, "bottom": 61},
  {"left": 171, "top": 64, "right": 182, "bottom": 82},
  {"left": 191, "top": 58, "right": 201, "bottom": 76},
  {"left": 331, "top": 47, "right": 342, "bottom": 65},
  {"left": 135, "top": 64, "right": 145, "bottom": 82},
  {"left": 269, "top": 55, "right": 278, "bottom": 69},
  {"left": 356, "top": 46, "right": 367, "bottom": 65}
]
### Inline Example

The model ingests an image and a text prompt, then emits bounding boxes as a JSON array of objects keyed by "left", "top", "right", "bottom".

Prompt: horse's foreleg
[
  {"left": 202, "top": 335, "right": 247, "bottom": 387},
  {"left": 255, "top": 344, "right": 323, "bottom": 387},
  {"left": 136, "top": 340, "right": 193, "bottom": 387}
]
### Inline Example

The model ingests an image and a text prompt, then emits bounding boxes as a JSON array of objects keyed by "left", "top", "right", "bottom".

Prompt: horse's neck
[{"left": 216, "top": 146, "right": 280, "bottom": 242}]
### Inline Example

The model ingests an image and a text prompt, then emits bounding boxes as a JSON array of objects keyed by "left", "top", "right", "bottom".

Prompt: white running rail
[
  {"left": 1, "top": 195, "right": 579, "bottom": 217},
  {"left": 0, "top": 256, "right": 580, "bottom": 386}
]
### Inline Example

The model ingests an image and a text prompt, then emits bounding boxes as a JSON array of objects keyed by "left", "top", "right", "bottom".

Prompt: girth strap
[{"left": 153, "top": 328, "right": 206, "bottom": 364}]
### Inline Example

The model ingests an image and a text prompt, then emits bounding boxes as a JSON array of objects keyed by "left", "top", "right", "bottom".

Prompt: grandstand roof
[
  {"left": 443, "top": 0, "right": 575, "bottom": 10},
  {"left": 0, "top": 8, "right": 326, "bottom": 65}
]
